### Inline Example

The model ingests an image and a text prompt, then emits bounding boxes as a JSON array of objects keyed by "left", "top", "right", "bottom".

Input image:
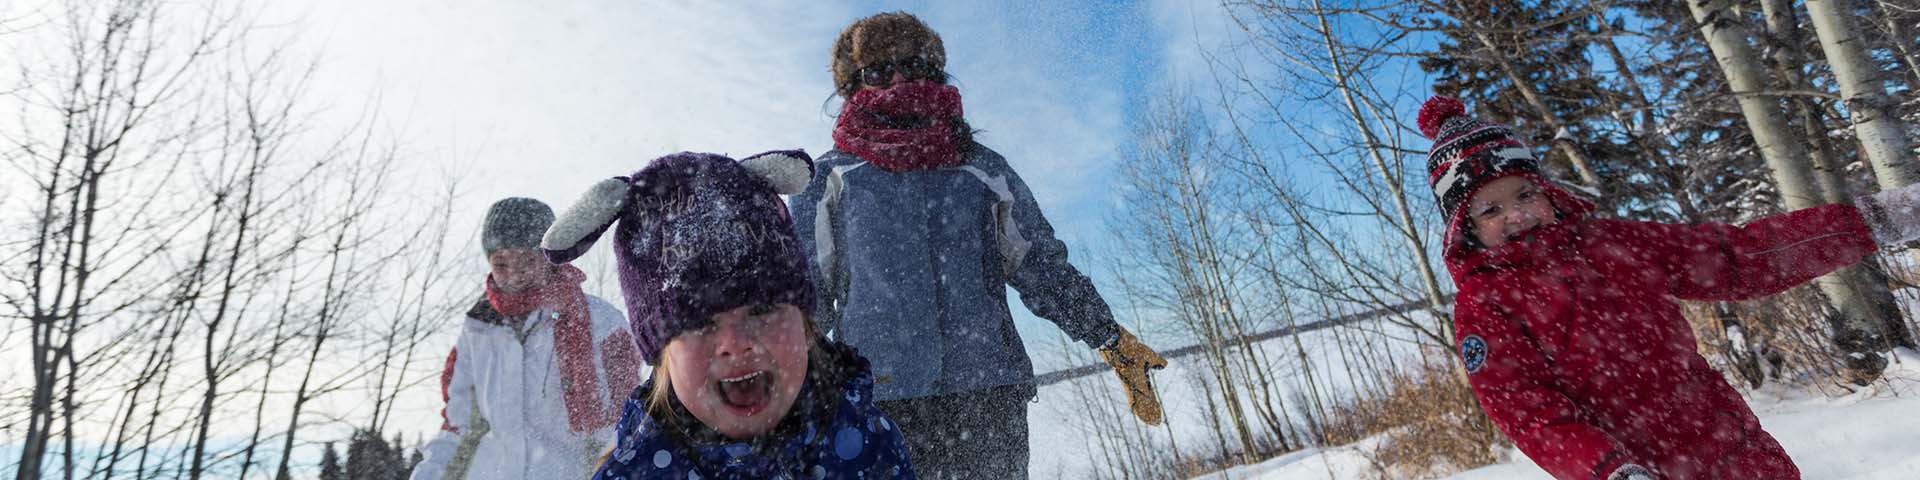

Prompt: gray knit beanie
[{"left": 482, "top": 197, "right": 555, "bottom": 255}]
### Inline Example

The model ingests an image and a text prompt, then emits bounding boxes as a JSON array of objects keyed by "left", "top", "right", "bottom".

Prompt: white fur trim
[
  {"left": 741, "top": 152, "right": 811, "bottom": 195},
  {"left": 542, "top": 177, "right": 629, "bottom": 250}
]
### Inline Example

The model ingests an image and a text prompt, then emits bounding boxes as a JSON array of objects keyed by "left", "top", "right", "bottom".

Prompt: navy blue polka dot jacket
[{"left": 591, "top": 341, "right": 917, "bottom": 480}]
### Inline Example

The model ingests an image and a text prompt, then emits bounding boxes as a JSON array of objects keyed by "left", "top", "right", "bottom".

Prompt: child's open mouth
[
  {"left": 715, "top": 370, "right": 773, "bottom": 415},
  {"left": 1506, "top": 224, "right": 1544, "bottom": 244}
]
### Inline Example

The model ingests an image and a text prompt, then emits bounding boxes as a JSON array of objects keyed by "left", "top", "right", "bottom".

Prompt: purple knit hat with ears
[{"left": 541, "top": 150, "right": 816, "bottom": 362}]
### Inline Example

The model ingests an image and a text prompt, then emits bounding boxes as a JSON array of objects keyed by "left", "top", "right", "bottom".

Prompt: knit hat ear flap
[
  {"left": 740, "top": 150, "right": 814, "bottom": 195},
  {"left": 542, "top": 177, "right": 631, "bottom": 264}
]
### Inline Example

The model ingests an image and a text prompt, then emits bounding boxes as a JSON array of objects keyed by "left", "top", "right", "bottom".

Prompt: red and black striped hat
[{"left": 1418, "top": 96, "right": 1542, "bottom": 221}]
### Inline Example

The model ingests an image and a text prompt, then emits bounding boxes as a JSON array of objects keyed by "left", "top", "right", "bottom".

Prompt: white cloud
[
  {"left": 0, "top": 0, "right": 1243, "bottom": 463},
  {"left": 1149, "top": 0, "right": 1240, "bottom": 93},
  {"left": 280, "top": 1, "right": 1165, "bottom": 245},
  {"left": 289, "top": 0, "right": 857, "bottom": 201},
  {"left": 271, "top": 0, "right": 1172, "bottom": 437}
]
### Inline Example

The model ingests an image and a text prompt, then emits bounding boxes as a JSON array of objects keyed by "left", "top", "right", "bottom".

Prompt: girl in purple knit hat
[{"left": 543, "top": 150, "right": 915, "bottom": 479}]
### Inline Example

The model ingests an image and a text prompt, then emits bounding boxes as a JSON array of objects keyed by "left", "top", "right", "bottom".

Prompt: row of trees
[
  {"left": 6, "top": 0, "right": 1916, "bottom": 478},
  {"left": 1065, "top": 0, "right": 1919, "bottom": 477},
  {"left": 316, "top": 429, "right": 421, "bottom": 480},
  {"left": 2, "top": 1, "right": 468, "bottom": 479}
]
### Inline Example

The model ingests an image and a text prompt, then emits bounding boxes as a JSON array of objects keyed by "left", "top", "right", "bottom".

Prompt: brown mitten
[{"left": 1099, "top": 327, "right": 1168, "bottom": 425}]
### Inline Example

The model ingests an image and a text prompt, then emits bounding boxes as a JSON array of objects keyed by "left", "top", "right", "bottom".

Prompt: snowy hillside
[{"left": 1191, "top": 349, "right": 1920, "bottom": 480}]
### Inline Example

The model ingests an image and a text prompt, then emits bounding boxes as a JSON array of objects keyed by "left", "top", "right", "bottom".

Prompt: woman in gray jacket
[{"left": 790, "top": 12, "right": 1166, "bottom": 478}]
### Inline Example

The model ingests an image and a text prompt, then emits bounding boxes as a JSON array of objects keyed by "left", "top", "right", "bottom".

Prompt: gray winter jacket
[{"left": 790, "top": 144, "right": 1120, "bottom": 402}]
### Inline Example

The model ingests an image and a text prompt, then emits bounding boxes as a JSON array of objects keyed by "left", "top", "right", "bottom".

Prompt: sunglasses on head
[{"left": 858, "top": 56, "right": 941, "bottom": 87}]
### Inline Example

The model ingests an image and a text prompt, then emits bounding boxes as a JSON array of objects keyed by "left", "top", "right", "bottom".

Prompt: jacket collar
[
  {"left": 465, "top": 295, "right": 511, "bottom": 325},
  {"left": 626, "top": 340, "right": 876, "bottom": 473}
]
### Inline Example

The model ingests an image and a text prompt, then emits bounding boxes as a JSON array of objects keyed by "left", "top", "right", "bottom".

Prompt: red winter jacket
[{"left": 1445, "top": 173, "right": 1877, "bottom": 480}]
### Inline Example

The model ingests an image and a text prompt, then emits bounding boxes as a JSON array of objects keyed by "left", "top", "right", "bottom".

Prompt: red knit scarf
[
  {"left": 485, "top": 264, "right": 620, "bottom": 433},
  {"left": 832, "top": 80, "right": 966, "bottom": 172}
]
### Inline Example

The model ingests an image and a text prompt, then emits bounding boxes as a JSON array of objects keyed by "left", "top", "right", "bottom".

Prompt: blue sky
[
  {"left": 0, "top": 0, "right": 1263, "bottom": 454},
  {"left": 270, "top": 0, "right": 1254, "bottom": 370},
  {"left": 251, "top": 0, "right": 1455, "bottom": 446},
  {"left": 0, "top": 0, "right": 1462, "bottom": 462}
]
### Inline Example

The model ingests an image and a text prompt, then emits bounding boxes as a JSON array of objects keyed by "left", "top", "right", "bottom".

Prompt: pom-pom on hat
[
  {"left": 831, "top": 12, "right": 947, "bottom": 97},
  {"left": 1419, "top": 95, "right": 1543, "bottom": 222},
  {"left": 541, "top": 151, "right": 817, "bottom": 362}
]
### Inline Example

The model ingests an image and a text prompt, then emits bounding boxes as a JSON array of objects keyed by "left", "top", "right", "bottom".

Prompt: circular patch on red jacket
[{"left": 1460, "top": 335, "right": 1488, "bottom": 373}]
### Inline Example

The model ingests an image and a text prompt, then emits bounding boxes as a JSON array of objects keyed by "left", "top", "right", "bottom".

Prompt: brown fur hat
[{"left": 830, "top": 12, "right": 947, "bottom": 96}]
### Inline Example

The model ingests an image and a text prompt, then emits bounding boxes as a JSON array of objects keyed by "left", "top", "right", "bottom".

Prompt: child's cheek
[
  {"left": 768, "top": 322, "right": 811, "bottom": 413},
  {"left": 662, "top": 340, "right": 714, "bottom": 409}
]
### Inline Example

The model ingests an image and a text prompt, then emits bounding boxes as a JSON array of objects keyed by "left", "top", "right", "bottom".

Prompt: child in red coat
[{"left": 1417, "top": 96, "right": 1920, "bottom": 480}]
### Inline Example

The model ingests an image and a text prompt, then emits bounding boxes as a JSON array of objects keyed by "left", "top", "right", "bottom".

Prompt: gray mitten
[
  {"left": 1856, "top": 183, "right": 1920, "bottom": 246},
  {"left": 1608, "top": 463, "right": 1656, "bottom": 480}
]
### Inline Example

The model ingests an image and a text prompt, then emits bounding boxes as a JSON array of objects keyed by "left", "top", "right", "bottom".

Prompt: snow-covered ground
[
  {"left": 1194, "top": 348, "right": 1920, "bottom": 480},
  {"left": 1025, "top": 311, "right": 1438, "bottom": 478}
]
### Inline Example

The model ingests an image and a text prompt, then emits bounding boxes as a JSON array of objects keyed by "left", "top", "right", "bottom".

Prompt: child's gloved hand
[
  {"left": 1607, "top": 463, "right": 1657, "bottom": 480},
  {"left": 1098, "top": 327, "right": 1167, "bottom": 425},
  {"left": 1857, "top": 182, "right": 1920, "bottom": 247}
]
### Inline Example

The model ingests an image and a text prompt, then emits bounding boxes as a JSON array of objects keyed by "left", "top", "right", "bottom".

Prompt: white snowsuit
[{"left": 410, "top": 294, "right": 637, "bottom": 480}]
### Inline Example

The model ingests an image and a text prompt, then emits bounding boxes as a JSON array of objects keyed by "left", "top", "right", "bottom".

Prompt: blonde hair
[{"left": 646, "top": 357, "right": 677, "bottom": 416}]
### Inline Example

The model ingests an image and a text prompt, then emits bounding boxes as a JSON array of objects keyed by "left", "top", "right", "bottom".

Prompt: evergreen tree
[
  {"left": 345, "top": 428, "right": 409, "bottom": 480},
  {"left": 1615, "top": 0, "right": 1776, "bottom": 223},
  {"left": 1417, "top": 1, "right": 1639, "bottom": 210},
  {"left": 319, "top": 442, "right": 346, "bottom": 480},
  {"left": 1416, "top": 1, "right": 1782, "bottom": 224}
]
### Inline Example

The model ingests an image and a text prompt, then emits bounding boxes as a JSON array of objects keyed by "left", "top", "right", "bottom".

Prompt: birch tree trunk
[
  {"left": 1805, "top": 0, "right": 1919, "bottom": 190},
  {"left": 1304, "top": 0, "right": 1453, "bottom": 338},
  {"left": 1787, "top": 0, "right": 1919, "bottom": 350},
  {"left": 1688, "top": 0, "right": 1900, "bottom": 383},
  {"left": 1106, "top": 94, "right": 1266, "bottom": 463}
]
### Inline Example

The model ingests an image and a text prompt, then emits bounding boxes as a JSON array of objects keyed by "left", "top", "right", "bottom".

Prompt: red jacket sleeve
[
  {"left": 1455, "top": 291, "right": 1633, "bottom": 480},
  {"left": 1625, "top": 204, "right": 1876, "bottom": 301}
]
